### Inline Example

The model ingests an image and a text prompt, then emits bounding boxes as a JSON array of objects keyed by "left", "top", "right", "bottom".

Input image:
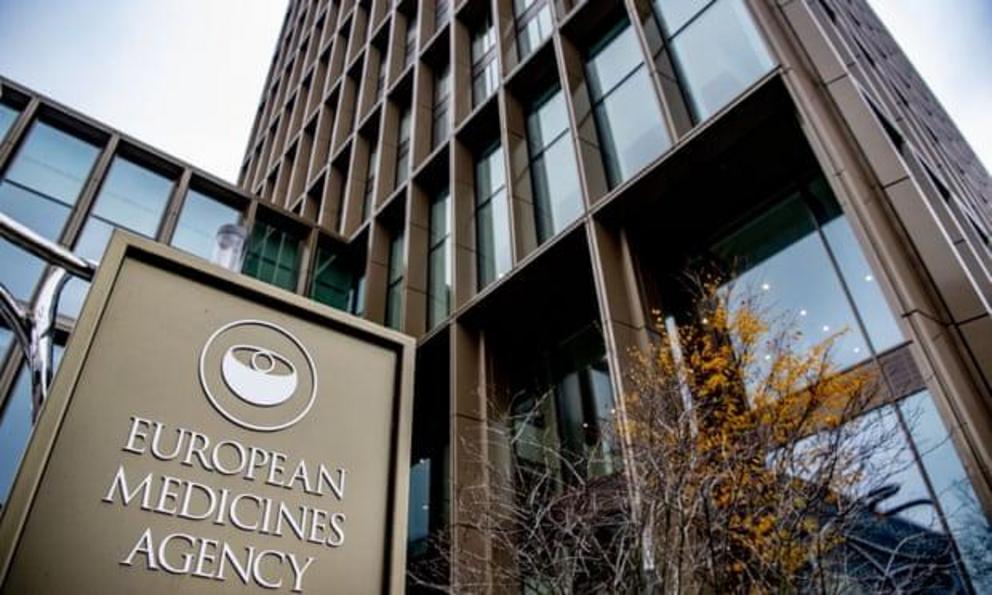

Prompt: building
[{"left": 1, "top": 0, "right": 991, "bottom": 591}]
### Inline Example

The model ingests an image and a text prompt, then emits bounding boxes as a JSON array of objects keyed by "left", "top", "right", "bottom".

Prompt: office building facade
[{"left": 1, "top": 0, "right": 991, "bottom": 591}]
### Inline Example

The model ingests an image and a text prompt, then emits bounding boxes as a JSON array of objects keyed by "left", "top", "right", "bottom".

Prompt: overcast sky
[{"left": 0, "top": 0, "right": 988, "bottom": 183}]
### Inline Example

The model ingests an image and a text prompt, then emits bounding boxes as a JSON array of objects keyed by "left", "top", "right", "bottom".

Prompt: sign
[{"left": 0, "top": 233, "right": 415, "bottom": 594}]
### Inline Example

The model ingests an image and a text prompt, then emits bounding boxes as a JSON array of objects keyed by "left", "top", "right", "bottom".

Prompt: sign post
[{"left": 0, "top": 233, "right": 415, "bottom": 594}]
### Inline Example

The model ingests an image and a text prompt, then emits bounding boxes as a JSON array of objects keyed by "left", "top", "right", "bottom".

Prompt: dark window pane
[
  {"left": 242, "top": 221, "right": 301, "bottom": 291},
  {"left": 669, "top": 0, "right": 774, "bottom": 121},
  {"left": 171, "top": 189, "right": 243, "bottom": 261},
  {"left": 310, "top": 245, "right": 353, "bottom": 311},
  {"left": 5, "top": 121, "right": 100, "bottom": 207}
]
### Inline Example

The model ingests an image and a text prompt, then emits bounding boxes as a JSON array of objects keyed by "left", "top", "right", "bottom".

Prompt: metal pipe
[{"left": 0, "top": 211, "right": 96, "bottom": 281}]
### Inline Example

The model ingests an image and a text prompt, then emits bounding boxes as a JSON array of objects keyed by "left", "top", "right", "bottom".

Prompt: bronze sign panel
[{"left": 0, "top": 234, "right": 415, "bottom": 594}]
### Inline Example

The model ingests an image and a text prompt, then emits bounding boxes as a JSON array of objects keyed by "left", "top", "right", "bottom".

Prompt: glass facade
[
  {"left": 395, "top": 108, "right": 412, "bottom": 188},
  {"left": 586, "top": 21, "right": 670, "bottom": 188},
  {"left": 790, "top": 390, "right": 990, "bottom": 591},
  {"left": 525, "top": 87, "right": 582, "bottom": 242},
  {"left": 514, "top": 0, "right": 553, "bottom": 60},
  {"left": 61, "top": 155, "right": 175, "bottom": 318},
  {"left": 510, "top": 326, "right": 616, "bottom": 481},
  {"left": 712, "top": 184, "right": 904, "bottom": 379},
  {"left": 471, "top": 14, "right": 498, "bottom": 107},
  {"left": 0, "top": 121, "right": 99, "bottom": 302},
  {"left": 432, "top": 64, "right": 451, "bottom": 149},
  {"left": 385, "top": 229, "right": 405, "bottom": 329},
  {"left": 653, "top": 0, "right": 774, "bottom": 122},
  {"left": 475, "top": 144, "right": 512, "bottom": 289},
  {"left": 170, "top": 188, "right": 243, "bottom": 261},
  {"left": 404, "top": 15, "right": 418, "bottom": 68},
  {"left": 427, "top": 188, "right": 451, "bottom": 328},
  {"left": 242, "top": 219, "right": 302, "bottom": 291},
  {"left": 0, "top": 346, "right": 63, "bottom": 509},
  {"left": 309, "top": 243, "right": 354, "bottom": 311},
  {"left": 363, "top": 140, "right": 378, "bottom": 220},
  {"left": 0, "top": 103, "right": 20, "bottom": 141}
]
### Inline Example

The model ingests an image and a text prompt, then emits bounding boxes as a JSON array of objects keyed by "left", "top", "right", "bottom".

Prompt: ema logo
[{"left": 198, "top": 320, "right": 317, "bottom": 432}]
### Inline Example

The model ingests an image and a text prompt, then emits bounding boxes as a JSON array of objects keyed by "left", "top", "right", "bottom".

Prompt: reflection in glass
[
  {"left": 511, "top": 326, "right": 616, "bottom": 481},
  {"left": 901, "top": 392, "right": 992, "bottom": 592},
  {"left": 0, "top": 346, "right": 62, "bottom": 509},
  {"left": 427, "top": 189, "right": 452, "bottom": 328},
  {"left": 476, "top": 145, "right": 511, "bottom": 288},
  {"left": 515, "top": 0, "right": 553, "bottom": 60},
  {"left": 0, "top": 121, "right": 99, "bottom": 302},
  {"left": 171, "top": 189, "right": 242, "bottom": 261},
  {"left": 385, "top": 230, "right": 405, "bottom": 330},
  {"left": 586, "top": 22, "right": 669, "bottom": 188},
  {"left": 715, "top": 194, "right": 870, "bottom": 376},
  {"left": 821, "top": 217, "right": 904, "bottom": 353},
  {"left": 526, "top": 89, "right": 582, "bottom": 242},
  {"left": 60, "top": 156, "right": 173, "bottom": 319},
  {"left": 667, "top": 0, "right": 774, "bottom": 121}
]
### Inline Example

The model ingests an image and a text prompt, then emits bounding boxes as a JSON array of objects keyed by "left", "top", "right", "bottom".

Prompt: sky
[
  {"left": 0, "top": 0, "right": 288, "bottom": 183},
  {"left": 867, "top": 0, "right": 992, "bottom": 172},
  {"left": 0, "top": 0, "right": 988, "bottom": 183}
]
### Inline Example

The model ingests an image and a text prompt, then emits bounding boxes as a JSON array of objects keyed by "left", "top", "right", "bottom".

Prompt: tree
[{"left": 410, "top": 279, "right": 962, "bottom": 593}]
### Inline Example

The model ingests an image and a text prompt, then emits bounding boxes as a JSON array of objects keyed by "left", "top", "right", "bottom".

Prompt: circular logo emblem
[{"left": 198, "top": 319, "right": 317, "bottom": 432}]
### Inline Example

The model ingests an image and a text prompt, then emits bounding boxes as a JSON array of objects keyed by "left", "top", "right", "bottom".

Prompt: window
[
  {"left": 404, "top": 15, "right": 418, "bottom": 68},
  {"left": 434, "top": 0, "right": 450, "bottom": 31},
  {"left": 526, "top": 87, "right": 582, "bottom": 242},
  {"left": 0, "top": 121, "right": 99, "bottom": 302},
  {"left": 170, "top": 189, "right": 243, "bottom": 261},
  {"left": 427, "top": 188, "right": 452, "bottom": 328},
  {"left": 475, "top": 144, "right": 512, "bottom": 288},
  {"left": 60, "top": 155, "right": 174, "bottom": 318},
  {"left": 375, "top": 53, "right": 387, "bottom": 101},
  {"left": 309, "top": 243, "right": 354, "bottom": 311},
  {"left": 74, "top": 156, "right": 174, "bottom": 262},
  {"left": 0, "top": 102, "right": 20, "bottom": 141},
  {"left": 511, "top": 326, "right": 616, "bottom": 481},
  {"left": 385, "top": 229, "right": 405, "bottom": 329},
  {"left": 0, "top": 345, "right": 63, "bottom": 508},
  {"left": 432, "top": 64, "right": 451, "bottom": 149},
  {"left": 434, "top": 0, "right": 450, "bottom": 30},
  {"left": 363, "top": 140, "right": 379, "bottom": 220},
  {"left": 653, "top": 0, "right": 774, "bottom": 121},
  {"left": 471, "top": 14, "right": 499, "bottom": 106},
  {"left": 789, "top": 390, "right": 989, "bottom": 592},
  {"left": 242, "top": 219, "right": 302, "bottom": 291},
  {"left": 395, "top": 108, "right": 412, "bottom": 188},
  {"left": 514, "top": 0, "right": 553, "bottom": 60},
  {"left": 708, "top": 180, "right": 906, "bottom": 394},
  {"left": 586, "top": 21, "right": 670, "bottom": 188}
]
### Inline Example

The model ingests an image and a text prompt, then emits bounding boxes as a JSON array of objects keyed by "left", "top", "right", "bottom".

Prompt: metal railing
[{"left": 0, "top": 211, "right": 96, "bottom": 420}]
